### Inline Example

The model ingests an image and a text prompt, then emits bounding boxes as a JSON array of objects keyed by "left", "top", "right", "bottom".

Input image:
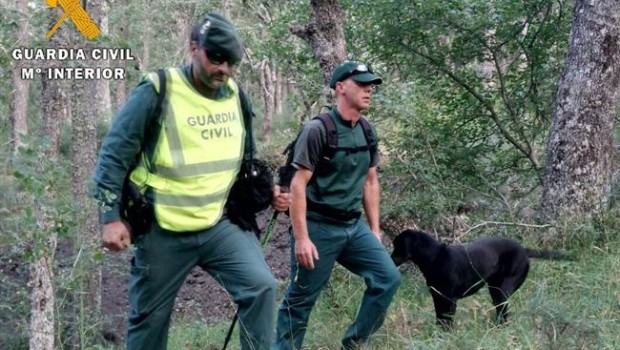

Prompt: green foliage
[
  {"left": 238, "top": 0, "right": 325, "bottom": 115},
  {"left": 545, "top": 208, "right": 620, "bottom": 249},
  {"left": 337, "top": 0, "right": 573, "bottom": 229},
  {"left": 240, "top": 0, "right": 575, "bottom": 232},
  {"left": 0, "top": 10, "right": 15, "bottom": 126},
  {"left": 0, "top": 134, "right": 101, "bottom": 349},
  {"left": 4, "top": 0, "right": 619, "bottom": 348},
  {"left": 167, "top": 319, "right": 232, "bottom": 350},
  {"left": 10, "top": 136, "right": 78, "bottom": 247}
]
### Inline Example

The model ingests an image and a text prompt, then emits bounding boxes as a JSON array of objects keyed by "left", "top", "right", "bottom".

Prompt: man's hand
[
  {"left": 294, "top": 238, "right": 319, "bottom": 270},
  {"left": 271, "top": 185, "right": 290, "bottom": 212},
  {"left": 102, "top": 220, "right": 132, "bottom": 251},
  {"left": 372, "top": 230, "right": 382, "bottom": 242}
]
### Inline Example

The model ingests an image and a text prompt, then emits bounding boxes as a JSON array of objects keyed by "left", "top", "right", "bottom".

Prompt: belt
[{"left": 307, "top": 200, "right": 361, "bottom": 221}]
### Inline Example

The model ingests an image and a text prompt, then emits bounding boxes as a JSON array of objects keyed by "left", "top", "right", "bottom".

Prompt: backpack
[{"left": 278, "top": 112, "right": 378, "bottom": 189}]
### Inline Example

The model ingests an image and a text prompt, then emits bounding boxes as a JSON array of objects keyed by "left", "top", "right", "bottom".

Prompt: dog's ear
[
  {"left": 402, "top": 230, "right": 418, "bottom": 259},
  {"left": 391, "top": 230, "right": 411, "bottom": 266}
]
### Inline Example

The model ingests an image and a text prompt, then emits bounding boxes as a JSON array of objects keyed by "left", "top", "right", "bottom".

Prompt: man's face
[
  {"left": 191, "top": 42, "right": 236, "bottom": 91},
  {"left": 338, "top": 79, "right": 376, "bottom": 111}
]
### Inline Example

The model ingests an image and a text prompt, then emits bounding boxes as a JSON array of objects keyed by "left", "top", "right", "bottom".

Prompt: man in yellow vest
[{"left": 92, "top": 12, "right": 289, "bottom": 350}]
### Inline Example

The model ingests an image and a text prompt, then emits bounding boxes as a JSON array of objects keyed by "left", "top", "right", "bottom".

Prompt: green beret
[
  {"left": 329, "top": 61, "right": 382, "bottom": 89},
  {"left": 195, "top": 13, "right": 243, "bottom": 64}
]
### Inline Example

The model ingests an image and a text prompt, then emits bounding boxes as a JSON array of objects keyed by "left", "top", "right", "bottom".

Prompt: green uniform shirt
[
  {"left": 92, "top": 65, "right": 254, "bottom": 224},
  {"left": 292, "top": 108, "right": 379, "bottom": 224}
]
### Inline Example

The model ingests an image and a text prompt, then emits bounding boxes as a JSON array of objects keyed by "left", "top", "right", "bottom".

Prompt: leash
[
  {"left": 431, "top": 246, "right": 487, "bottom": 305},
  {"left": 463, "top": 246, "right": 487, "bottom": 296},
  {"left": 221, "top": 210, "right": 280, "bottom": 350}
]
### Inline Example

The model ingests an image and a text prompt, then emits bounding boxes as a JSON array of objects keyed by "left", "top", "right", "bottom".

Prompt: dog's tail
[{"left": 525, "top": 248, "right": 574, "bottom": 261}]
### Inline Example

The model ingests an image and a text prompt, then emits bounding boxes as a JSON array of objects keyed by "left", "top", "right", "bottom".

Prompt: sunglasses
[
  {"left": 340, "top": 63, "right": 374, "bottom": 82},
  {"left": 205, "top": 49, "right": 239, "bottom": 67}
]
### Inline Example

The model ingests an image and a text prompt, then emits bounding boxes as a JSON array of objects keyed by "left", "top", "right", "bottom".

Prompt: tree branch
[
  {"left": 462, "top": 221, "right": 554, "bottom": 237},
  {"left": 402, "top": 42, "right": 541, "bottom": 172}
]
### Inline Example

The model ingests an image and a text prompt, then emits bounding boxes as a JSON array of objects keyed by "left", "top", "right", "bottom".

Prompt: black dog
[{"left": 391, "top": 229, "right": 571, "bottom": 328}]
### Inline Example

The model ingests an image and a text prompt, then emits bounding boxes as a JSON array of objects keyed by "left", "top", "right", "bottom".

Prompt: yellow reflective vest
[{"left": 129, "top": 67, "right": 245, "bottom": 231}]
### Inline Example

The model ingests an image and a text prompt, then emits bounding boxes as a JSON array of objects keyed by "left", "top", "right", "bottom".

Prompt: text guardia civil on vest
[{"left": 187, "top": 111, "right": 239, "bottom": 140}]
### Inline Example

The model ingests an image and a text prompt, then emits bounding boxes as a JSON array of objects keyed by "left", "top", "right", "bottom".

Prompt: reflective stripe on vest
[{"left": 129, "top": 67, "right": 245, "bottom": 231}]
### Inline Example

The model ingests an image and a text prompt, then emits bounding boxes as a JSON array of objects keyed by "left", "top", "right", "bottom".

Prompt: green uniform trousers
[
  {"left": 273, "top": 218, "right": 401, "bottom": 350},
  {"left": 126, "top": 218, "right": 277, "bottom": 350}
]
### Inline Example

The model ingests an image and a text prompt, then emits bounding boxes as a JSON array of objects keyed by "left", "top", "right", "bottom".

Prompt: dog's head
[
  {"left": 391, "top": 229, "right": 422, "bottom": 266},
  {"left": 391, "top": 229, "right": 440, "bottom": 266}
]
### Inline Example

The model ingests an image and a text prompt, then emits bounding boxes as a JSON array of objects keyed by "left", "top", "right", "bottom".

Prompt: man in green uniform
[
  {"left": 273, "top": 61, "right": 401, "bottom": 350},
  {"left": 92, "top": 13, "right": 289, "bottom": 350}
]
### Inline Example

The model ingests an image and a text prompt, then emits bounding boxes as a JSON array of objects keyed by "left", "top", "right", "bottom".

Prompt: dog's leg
[
  {"left": 430, "top": 289, "right": 456, "bottom": 329},
  {"left": 488, "top": 261, "right": 529, "bottom": 324},
  {"left": 488, "top": 286, "right": 510, "bottom": 324}
]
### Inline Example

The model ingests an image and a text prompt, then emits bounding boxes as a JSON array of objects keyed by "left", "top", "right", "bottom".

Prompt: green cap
[
  {"left": 193, "top": 13, "right": 243, "bottom": 64},
  {"left": 329, "top": 61, "right": 382, "bottom": 89}
]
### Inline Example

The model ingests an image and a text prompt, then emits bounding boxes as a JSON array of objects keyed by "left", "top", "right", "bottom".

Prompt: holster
[{"left": 120, "top": 180, "right": 154, "bottom": 240}]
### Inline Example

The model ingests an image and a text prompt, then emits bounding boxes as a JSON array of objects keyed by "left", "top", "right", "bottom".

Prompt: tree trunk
[
  {"left": 10, "top": 0, "right": 30, "bottom": 157},
  {"left": 541, "top": 0, "right": 620, "bottom": 221},
  {"left": 141, "top": 12, "right": 151, "bottom": 72},
  {"left": 261, "top": 59, "right": 274, "bottom": 142},
  {"left": 41, "top": 73, "right": 66, "bottom": 154},
  {"left": 28, "top": 6, "right": 70, "bottom": 348},
  {"left": 114, "top": 64, "right": 128, "bottom": 110},
  {"left": 175, "top": 4, "right": 194, "bottom": 64},
  {"left": 86, "top": 0, "right": 112, "bottom": 123},
  {"left": 221, "top": 0, "right": 232, "bottom": 18},
  {"left": 289, "top": 0, "right": 347, "bottom": 90},
  {"left": 68, "top": 0, "right": 111, "bottom": 336},
  {"left": 275, "top": 64, "right": 284, "bottom": 115},
  {"left": 28, "top": 234, "right": 57, "bottom": 350},
  {"left": 113, "top": 0, "right": 130, "bottom": 110}
]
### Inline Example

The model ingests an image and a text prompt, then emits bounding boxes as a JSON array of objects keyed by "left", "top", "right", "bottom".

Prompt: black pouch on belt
[
  {"left": 120, "top": 180, "right": 154, "bottom": 239},
  {"left": 225, "top": 159, "right": 274, "bottom": 237}
]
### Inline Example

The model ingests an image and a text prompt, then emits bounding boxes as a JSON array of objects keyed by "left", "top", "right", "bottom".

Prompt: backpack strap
[
  {"left": 314, "top": 113, "right": 338, "bottom": 160},
  {"left": 144, "top": 68, "right": 167, "bottom": 134},
  {"left": 122, "top": 68, "right": 167, "bottom": 205},
  {"left": 238, "top": 87, "right": 254, "bottom": 161},
  {"left": 153, "top": 69, "right": 166, "bottom": 122},
  {"left": 139, "top": 68, "right": 167, "bottom": 173},
  {"left": 358, "top": 116, "right": 378, "bottom": 165},
  {"left": 314, "top": 113, "right": 377, "bottom": 164},
  {"left": 147, "top": 68, "right": 167, "bottom": 143}
]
